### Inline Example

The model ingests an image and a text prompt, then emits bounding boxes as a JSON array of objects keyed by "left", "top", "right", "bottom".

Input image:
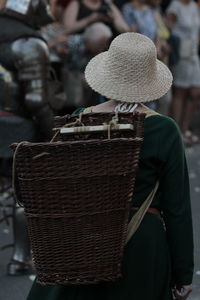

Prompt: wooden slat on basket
[{"left": 53, "top": 112, "right": 145, "bottom": 141}]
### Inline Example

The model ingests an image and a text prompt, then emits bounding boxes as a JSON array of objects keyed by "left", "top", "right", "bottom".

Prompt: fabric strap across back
[{"left": 126, "top": 107, "right": 160, "bottom": 244}]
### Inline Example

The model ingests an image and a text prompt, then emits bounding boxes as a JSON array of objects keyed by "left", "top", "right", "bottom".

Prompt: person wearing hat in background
[{"left": 27, "top": 33, "right": 193, "bottom": 300}]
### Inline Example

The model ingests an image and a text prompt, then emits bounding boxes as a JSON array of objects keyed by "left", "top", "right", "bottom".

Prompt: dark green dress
[{"left": 27, "top": 113, "right": 194, "bottom": 300}]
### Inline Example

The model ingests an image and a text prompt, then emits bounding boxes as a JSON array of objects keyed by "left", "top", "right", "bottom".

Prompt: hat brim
[{"left": 85, "top": 51, "right": 173, "bottom": 103}]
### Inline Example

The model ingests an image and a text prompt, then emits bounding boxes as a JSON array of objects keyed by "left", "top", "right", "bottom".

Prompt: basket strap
[
  {"left": 125, "top": 108, "right": 160, "bottom": 244},
  {"left": 126, "top": 181, "right": 159, "bottom": 244},
  {"left": 139, "top": 104, "right": 160, "bottom": 118},
  {"left": 83, "top": 106, "right": 94, "bottom": 114}
]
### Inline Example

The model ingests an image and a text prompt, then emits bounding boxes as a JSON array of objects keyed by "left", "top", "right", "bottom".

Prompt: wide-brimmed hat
[{"left": 85, "top": 33, "right": 173, "bottom": 103}]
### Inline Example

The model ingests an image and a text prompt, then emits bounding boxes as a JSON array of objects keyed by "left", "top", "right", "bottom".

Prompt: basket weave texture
[{"left": 13, "top": 112, "right": 145, "bottom": 286}]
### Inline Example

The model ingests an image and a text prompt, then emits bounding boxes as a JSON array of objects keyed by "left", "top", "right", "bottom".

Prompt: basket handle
[{"left": 12, "top": 141, "right": 29, "bottom": 207}]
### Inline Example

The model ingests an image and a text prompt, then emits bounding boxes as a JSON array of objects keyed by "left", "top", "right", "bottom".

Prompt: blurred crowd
[
  {"left": 1, "top": 0, "right": 200, "bottom": 147},
  {"left": 41, "top": 0, "right": 200, "bottom": 147}
]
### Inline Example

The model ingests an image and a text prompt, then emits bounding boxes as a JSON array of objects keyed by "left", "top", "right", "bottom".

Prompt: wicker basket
[{"left": 12, "top": 112, "right": 145, "bottom": 286}]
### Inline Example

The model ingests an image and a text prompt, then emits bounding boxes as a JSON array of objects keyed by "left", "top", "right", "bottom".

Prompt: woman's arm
[
  {"left": 107, "top": 3, "right": 129, "bottom": 33},
  {"left": 165, "top": 12, "right": 177, "bottom": 31},
  {"left": 154, "top": 34, "right": 162, "bottom": 59},
  {"left": 129, "top": 24, "right": 137, "bottom": 32},
  {"left": 159, "top": 118, "right": 194, "bottom": 288},
  {"left": 63, "top": 0, "right": 103, "bottom": 34}
]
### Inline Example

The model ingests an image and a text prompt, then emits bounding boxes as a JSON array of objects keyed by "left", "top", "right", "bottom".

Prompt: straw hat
[{"left": 85, "top": 33, "right": 173, "bottom": 103}]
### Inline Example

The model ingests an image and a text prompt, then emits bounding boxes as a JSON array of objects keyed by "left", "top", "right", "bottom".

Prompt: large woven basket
[{"left": 12, "top": 112, "right": 145, "bottom": 286}]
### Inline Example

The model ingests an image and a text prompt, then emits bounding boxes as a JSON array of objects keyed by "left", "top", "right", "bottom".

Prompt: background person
[
  {"left": 122, "top": 0, "right": 159, "bottom": 43},
  {"left": 63, "top": 22, "right": 113, "bottom": 111},
  {"left": 147, "top": 0, "right": 172, "bottom": 115},
  {"left": 166, "top": 0, "right": 200, "bottom": 146},
  {"left": 63, "top": 0, "right": 129, "bottom": 35},
  {"left": 147, "top": 0, "right": 171, "bottom": 62},
  {"left": 122, "top": 0, "right": 161, "bottom": 111}
]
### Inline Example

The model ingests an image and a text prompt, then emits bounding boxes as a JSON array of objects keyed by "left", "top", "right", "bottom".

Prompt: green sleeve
[{"left": 159, "top": 118, "right": 194, "bottom": 286}]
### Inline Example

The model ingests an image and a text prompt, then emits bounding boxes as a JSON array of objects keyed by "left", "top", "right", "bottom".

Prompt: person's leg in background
[
  {"left": 169, "top": 86, "right": 192, "bottom": 146},
  {"left": 169, "top": 86, "right": 188, "bottom": 124},
  {"left": 157, "top": 90, "right": 172, "bottom": 115},
  {"left": 180, "top": 87, "right": 200, "bottom": 144}
]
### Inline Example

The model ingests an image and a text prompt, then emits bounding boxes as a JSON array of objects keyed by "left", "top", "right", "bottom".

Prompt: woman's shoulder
[
  {"left": 143, "top": 113, "right": 184, "bottom": 159},
  {"left": 73, "top": 106, "right": 179, "bottom": 131},
  {"left": 67, "top": 0, "right": 79, "bottom": 7},
  {"left": 146, "top": 112, "right": 175, "bottom": 123},
  {"left": 146, "top": 112, "right": 179, "bottom": 129},
  {"left": 145, "top": 113, "right": 182, "bottom": 144},
  {"left": 138, "top": 105, "right": 176, "bottom": 126}
]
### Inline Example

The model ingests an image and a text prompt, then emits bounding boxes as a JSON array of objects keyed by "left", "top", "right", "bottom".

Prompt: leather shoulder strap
[
  {"left": 125, "top": 108, "right": 160, "bottom": 244},
  {"left": 126, "top": 181, "right": 159, "bottom": 244},
  {"left": 140, "top": 104, "right": 160, "bottom": 119}
]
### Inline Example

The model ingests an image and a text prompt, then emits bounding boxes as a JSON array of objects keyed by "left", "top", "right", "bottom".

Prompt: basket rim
[{"left": 11, "top": 137, "right": 143, "bottom": 149}]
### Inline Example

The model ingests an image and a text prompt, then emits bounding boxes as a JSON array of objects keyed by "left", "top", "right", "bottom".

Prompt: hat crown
[
  {"left": 106, "top": 33, "right": 157, "bottom": 82},
  {"left": 85, "top": 32, "right": 173, "bottom": 103}
]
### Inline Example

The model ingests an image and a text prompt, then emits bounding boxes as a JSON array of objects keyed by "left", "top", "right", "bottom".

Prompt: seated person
[{"left": 63, "top": 0, "right": 129, "bottom": 35}]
